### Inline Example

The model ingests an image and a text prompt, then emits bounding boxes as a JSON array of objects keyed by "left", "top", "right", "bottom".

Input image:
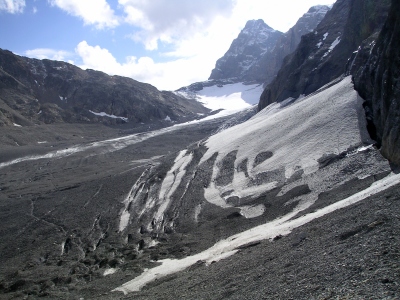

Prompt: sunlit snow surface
[
  {"left": 114, "top": 172, "right": 400, "bottom": 294},
  {"left": 178, "top": 82, "right": 264, "bottom": 120},
  {"left": 200, "top": 77, "right": 373, "bottom": 208},
  {"left": 0, "top": 83, "right": 263, "bottom": 169},
  {"left": 197, "top": 82, "right": 264, "bottom": 110},
  {"left": 89, "top": 110, "right": 128, "bottom": 122},
  {"left": 113, "top": 77, "right": 399, "bottom": 294}
]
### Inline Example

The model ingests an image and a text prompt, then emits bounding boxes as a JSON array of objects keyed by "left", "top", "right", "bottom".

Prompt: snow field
[
  {"left": 89, "top": 110, "right": 128, "bottom": 122},
  {"left": 114, "top": 171, "right": 400, "bottom": 294},
  {"left": 0, "top": 83, "right": 262, "bottom": 169},
  {"left": 199, "top": 77, "right": 368, "bottom": 209},
  {"left": 153, "top": 150, "right": 193, "bottom": 227}
]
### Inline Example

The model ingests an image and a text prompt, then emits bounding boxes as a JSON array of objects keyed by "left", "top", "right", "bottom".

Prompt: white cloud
[
  {"left": 119, "top": 0, "right": 235, "bottom": 50},
  {"left": 48, "top": 0, "right": 119, "bottom": 29},
  {"left": 32, "top": 6, "right": 37, "bottom": 13},
  {"left": 24, "top": 0, "right": 337, "bottom": 92},
  {"left": 0, "top": 0, "right": 25, "bottom": 13},
  {"left": 88, "top": 0, "right": 335, "bottom": 90},
  {"left": 25, "top": 48, "right": 74, "bottom": 61},
  {"left": 75, "top": 40, "right": 216, "bottom": 90},
  {"left": 231, "top": 0, "right": 335, "bottom": 32}
]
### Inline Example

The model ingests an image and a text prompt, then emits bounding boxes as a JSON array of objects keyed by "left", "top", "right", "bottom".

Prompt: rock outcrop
[
  {"left": 208, "top": 6, "right": 329, "bottom": 86},
  {"left": 247, "top": 5, "right": 330, "bottom": 85},
  {"left": 0, "top": 49, "right": 209, "bottom": 126},
  {"left": 209, "top": 19, "right": 283, "bottom": 83},
  {"left": 258, "top": 0, "right": 391, "bottom": 111},
  {"left": 351, "top": 0, "right": 400, "bottom": 166}
]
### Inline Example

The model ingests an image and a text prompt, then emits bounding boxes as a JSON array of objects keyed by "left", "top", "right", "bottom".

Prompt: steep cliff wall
[
  {"left": 258, "top": 0, "right": 390, "bottom": 111},
  {"left": 352, "top": 0, "right": 400, "bottom": 165},
  {"left": 0, "top": 50, "right": 209, "bottom": 126}
]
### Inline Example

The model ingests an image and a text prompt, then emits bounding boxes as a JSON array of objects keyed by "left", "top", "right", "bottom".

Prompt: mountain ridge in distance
[{"left": 0, "top": 49, "right": 210, "bottom": 128}]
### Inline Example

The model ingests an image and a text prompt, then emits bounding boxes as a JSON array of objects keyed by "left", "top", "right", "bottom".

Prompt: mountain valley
[{"left": 0, "top": 0, "right": 399, "bottom": 299}]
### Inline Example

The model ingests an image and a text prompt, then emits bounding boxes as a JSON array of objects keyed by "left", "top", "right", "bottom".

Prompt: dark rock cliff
[
  {"left": 248, "top": 5, "right": 330, "bottom": 85},
  {"left": 351, "top": 0, "right": 400, "bottom": 166},
  {"left": 0, "top": 50, "right": 209, "bottom": 126},
  {"left": 209, "top": 19, "right": 283, "bottom": 83},
  {"left": 258, "top": 0, "right": 391, "bottom": 111},
  {"left": 208, "top": 6, "right": 329, "bottom": 86}
]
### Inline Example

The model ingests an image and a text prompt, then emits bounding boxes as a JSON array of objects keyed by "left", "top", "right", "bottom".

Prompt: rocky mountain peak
[
  {"left": 242, "top": 19, "right": 275, "bottom": 35},
  {"left": 308, "top": 4, "right": 331, "bottom": 14},
  {"left": 208, "top": 5, "right": 330, "bottom": 85},
  {"left": 258, "top": 0, "right": 391, "bottom": 111},
  {"left": 245, "top": 4, "right": 330, "bottom": 85},
  {"left": 208, "top": 19, "right": 283, "bottom": 82},
  {"left": 0, "top": 49, "right": 209, "bottom": 127}
]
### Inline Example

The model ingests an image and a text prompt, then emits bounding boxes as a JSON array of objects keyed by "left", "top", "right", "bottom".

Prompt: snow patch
[
  {"left": 164, "top": 115, "right": 172, "bottom": 122},
  {"left": 113, "top": 172, "right": 400, "bottom": 294},
  {"left": 322, "top": 37, "right": 341, "bottom": 59},
  {"left": 119, "top": 171, "right": 150, "bottom": 232},
  {"left": 104, "top": 268, "right": 118, "bottom": 276},
  {"left": 148, "top": 240, "right": 160, "bottom": 248},
  {"left": 13, "top": 123, "right": 22, "bottom": 127},
  {"left": 197, "top": 83, "right": 263, "bottom": 110},
  {"left": 239, "top": 204, "right": 266, "bottom": 218},
  {"left": 329, "top": 37, "right": 341, "bottom": 51},
  {"left": 154, "top": 150, "right": 193, "bottom": 227},
  {"left": 177, "top": 82, "right": 263, "bottom": 120},
  {"left": 89, "top": 110, "right": 128, "bottom": 122},
  {"left": 194, "top": 204, "right": 202, "bottom": 222},
  {"left": 199, "top": 77, "right": 367, "bottom": 209}
]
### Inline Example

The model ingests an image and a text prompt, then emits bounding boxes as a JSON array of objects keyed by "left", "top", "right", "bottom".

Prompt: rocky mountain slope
[
  {"left": 259, "top": 0, "right": 391, "bottom": 110},
  {"left": 208, "top": 5, "right": 329, "bottom": 85},
  {"left": 208, "top": 20, "right": 283, "bottom": 83},
  {"left": 247, "top": 5, "right": 330, "bottom": 85},
  {"left": 0, "top": 49, "right": 209, "bottom": 127},
  {"left": 0, "top": 0, "right": 400, "bottom": 299},
  {"left": 351, "top": 0, "right": 400, "bottom": 166},
  {"left": 177, "top": 5, "right": 329, "bottom": 109},
  {"left": 1, "top": 75, "right": 398, "bottom": 299}
]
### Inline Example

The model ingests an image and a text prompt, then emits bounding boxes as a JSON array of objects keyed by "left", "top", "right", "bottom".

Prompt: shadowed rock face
[
  {"left": 351, "top": 0, "right": 400, "bottom": 166},
  {"left": 208, "top": 6, "right": 329, "bottom": 86},
  {"left": 209, "top": 19, "right": 283, "bottom": 83},
  {"left": 247, "top": 5, "right": 330, "bottom": 85},
  {"left": 0, "top": 49, "right": 209, "bottom": 127},
  {"left": 258, "top": 0, "right": 391, "bottom": 111}
]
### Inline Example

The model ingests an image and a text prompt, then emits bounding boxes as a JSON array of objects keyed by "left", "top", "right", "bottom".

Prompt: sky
[{"left": 0, "top": 0, "right": 335, "bottom": 91}]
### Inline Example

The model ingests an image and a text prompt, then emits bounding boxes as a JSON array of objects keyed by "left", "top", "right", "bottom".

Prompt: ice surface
[
  {"left": 239, "top": 204, "right": 266, "bottom": 218},
  {"left": 119, "top": 171, "right": 150, "bottom": 232},
  {"left": 1, "top": 81, "right": 264, "bottom": 169},
  {"left": 197, "top": 83, "right": 264, "bottom": 110},
  {"left": 154, "top": 151, "right": 193, "bottom": 226},
  {"left": 322, "top": 37, "right": 341, "bottom": 59},
  {"left": 104, "top": 268, "right": 118, "bottom": 276},
  {"left": 114, "top": 172, "right": 400, "bottom": 294},
  {"left": 0, "top": 124, "right": 189, "bottom": 168},
  {"left": 89, "top": 110, "right": 128, "bottom": 122},
  {"left": 199, "top": 77, "right": 368, "bottom": 209},
  {"left": 329, "top": 37, "right": 341, "bottom": 51}
]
